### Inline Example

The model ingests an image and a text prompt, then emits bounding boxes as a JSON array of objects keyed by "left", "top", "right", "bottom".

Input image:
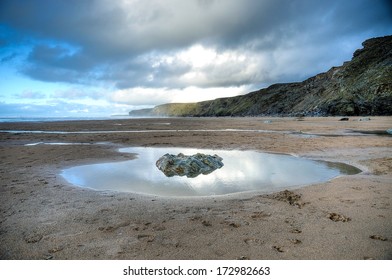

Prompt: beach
[{"left": 0, "top": 116, "right": 391, "bottom": 260}]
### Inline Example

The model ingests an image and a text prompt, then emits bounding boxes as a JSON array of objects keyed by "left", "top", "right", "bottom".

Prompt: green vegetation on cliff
[{"left": 130, "top": 36, "right": 392, "bottom": 117}]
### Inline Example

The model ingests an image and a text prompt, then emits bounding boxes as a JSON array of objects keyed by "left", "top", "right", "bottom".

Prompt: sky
[{"left": 0, "top": 0, "right": 391, "bottom": 118}]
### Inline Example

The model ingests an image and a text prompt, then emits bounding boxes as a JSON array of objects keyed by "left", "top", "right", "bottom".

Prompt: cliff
[{"left": 130, "top": 36, "right": 392, "bottom": 117}]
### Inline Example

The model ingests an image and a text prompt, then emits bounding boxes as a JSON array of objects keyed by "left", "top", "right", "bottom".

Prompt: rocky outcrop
[
  {"left": 156, "top": 153, "right": 224, "bottom": 178},
  {"left": 130, "top": 35, "right": 392, "bottom": 117}
]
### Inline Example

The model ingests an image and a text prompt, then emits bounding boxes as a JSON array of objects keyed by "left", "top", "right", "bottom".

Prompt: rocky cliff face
[{"left": 130, "top": 36, "right": 392, "bottom": 117}]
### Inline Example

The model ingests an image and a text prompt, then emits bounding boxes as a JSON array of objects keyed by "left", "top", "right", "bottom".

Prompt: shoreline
[{"left": 0, "top": 117, "right": 391, "bottom": 259}]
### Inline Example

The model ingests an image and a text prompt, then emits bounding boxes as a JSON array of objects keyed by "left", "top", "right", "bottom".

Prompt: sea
[{"left": 0, "top": 116, "right": 139, "bottom": 123}]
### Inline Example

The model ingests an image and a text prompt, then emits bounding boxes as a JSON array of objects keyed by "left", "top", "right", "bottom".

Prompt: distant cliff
[{"left": 130, "top": 36, "right": 392, "bottom": 117}]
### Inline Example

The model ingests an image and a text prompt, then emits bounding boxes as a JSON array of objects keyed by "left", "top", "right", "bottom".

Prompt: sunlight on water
[{"left": 61, "top": 147, "right": 361, "bottom": 197}]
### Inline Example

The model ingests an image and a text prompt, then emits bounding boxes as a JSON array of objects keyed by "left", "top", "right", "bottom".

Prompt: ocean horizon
[{"left": 0, "top": 115, "right": 138, "bottom": 123}]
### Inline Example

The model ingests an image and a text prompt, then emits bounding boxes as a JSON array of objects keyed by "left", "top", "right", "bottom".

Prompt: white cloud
[
  {"left": 170, "top": 86, "right": 251, "bottom": 103},
  {"left": 16, "top": 90, "right": 46, "bottom": 99},
  {"left": 122, "top": 44, "right": 274, "bottom": 89},
  {"left": 111, "top": 87, "right": 172, "bottom": 106},
  {"left": 52, "top": 87, "right": 107, "bottom": 100},
  {"left": 111, "top": 85, "right": 251, "bottom": 106},
  {"left": 174, "top": 45, "right": 263, "bottom": 87}
]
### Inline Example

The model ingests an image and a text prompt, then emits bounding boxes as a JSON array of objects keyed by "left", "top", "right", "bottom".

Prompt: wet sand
[{"left": 0, "top": 116, "right": 391, "bottom": 259}]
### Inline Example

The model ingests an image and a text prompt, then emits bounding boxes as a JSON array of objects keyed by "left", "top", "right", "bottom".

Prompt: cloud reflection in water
[{"left": 61, "top": 147, "right": 356, "bottom": 197}]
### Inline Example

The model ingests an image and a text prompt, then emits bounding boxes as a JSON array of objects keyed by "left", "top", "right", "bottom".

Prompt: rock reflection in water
[{"left": 61, "top": 147, "right": 360, "bottom": 197}]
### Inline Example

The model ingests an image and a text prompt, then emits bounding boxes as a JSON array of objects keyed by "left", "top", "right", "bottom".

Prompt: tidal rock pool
[{"left": 61, "top": 147, "right": 361, "bottom": 197}]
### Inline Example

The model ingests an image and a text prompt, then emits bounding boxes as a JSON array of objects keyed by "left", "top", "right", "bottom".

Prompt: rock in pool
[{"left": 156, "top": 153, "right": 224, "bottom": 178}]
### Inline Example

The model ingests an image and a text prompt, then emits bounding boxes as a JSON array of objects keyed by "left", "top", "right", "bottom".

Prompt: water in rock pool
[{"left": 61, "top": 147, "right": 361, "bottom": 197}]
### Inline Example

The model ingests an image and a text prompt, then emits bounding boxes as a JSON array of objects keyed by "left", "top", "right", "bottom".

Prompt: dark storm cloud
[
  {"left": 27, "top": 45, "right": 93, "bottom": 71},
  {"left": 0, "top": 0, "right": 391, "bottom": 89},
  {"left": 0, "top": 52, "right": 18, "bottom": 63},
  {"left": 21, "top": 44, "right": 100, "bottom": 83}
]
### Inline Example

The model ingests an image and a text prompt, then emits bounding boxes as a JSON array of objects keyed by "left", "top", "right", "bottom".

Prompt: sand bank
[{"left": 0, "top": 117, "right": 391, "bottom": 259}]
